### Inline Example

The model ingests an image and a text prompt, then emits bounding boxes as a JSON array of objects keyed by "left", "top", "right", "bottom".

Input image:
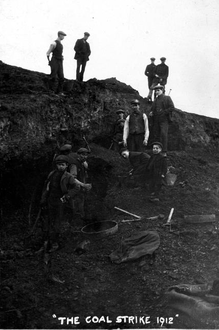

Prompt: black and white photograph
[{"left": 1, "top": 0, "right": 219, "bottom": 329}]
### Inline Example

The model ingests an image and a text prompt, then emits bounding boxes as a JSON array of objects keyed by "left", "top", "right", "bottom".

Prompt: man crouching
[{"left": 120, "top": 142, "right": 167, "bottom": 202}]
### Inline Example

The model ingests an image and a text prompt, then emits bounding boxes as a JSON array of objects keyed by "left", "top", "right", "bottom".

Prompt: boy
[
  {"left": 40, "top": 155, "right": 90, "bottom": 250},
  {"left": 147, "top": 142, "right": 167, "bottom": 202}
]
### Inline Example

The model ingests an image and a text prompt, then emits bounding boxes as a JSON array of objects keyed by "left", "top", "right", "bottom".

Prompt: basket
[{"left": 81, "top": 220, "right": 118, "bottom": 237}]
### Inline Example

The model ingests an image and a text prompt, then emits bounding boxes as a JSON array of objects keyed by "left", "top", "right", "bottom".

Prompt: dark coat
[
  {"left": 155, "top": 63, "right": 169, "bottom": 85},
  {"left": 40, "top": 170, "right": 78, "bottom": 205},
  {"left": 147, "top": 153, "right": 167, "bottom": 179},
  {"left": 145, "top": 63, "right": 156, "bottom": 78},
  {"left": 151, "top": 94, "right": 175, "bottom": 122},
  {"left": 74, "top": 38, "right": 91, "bottom": 61}
]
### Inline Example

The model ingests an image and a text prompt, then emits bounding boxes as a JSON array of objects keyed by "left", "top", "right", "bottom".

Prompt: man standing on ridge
[
  {"left": 144, "top": 57, "right": 156, "bottom": 102},
  {"left": 154, "top": 57, "right": 169, "bottom": 89},
  {"left": 74, "top": 32, "right": 91, "bottom": 82},
  {"left": 46, "top": 31, "right": 67, "bottom": 94},
  {"left": 149, "top": 84, "right": 174, "bottom": 157}
]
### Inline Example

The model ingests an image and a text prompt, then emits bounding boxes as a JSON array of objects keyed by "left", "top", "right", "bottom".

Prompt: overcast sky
[{"left": 1, "top": 0, "right": 219, "bottom": 118}]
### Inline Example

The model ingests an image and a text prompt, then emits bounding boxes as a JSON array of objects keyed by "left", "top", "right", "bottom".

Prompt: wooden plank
[{"left": 184, "top": 214, "right": 216, "bottom": 223}]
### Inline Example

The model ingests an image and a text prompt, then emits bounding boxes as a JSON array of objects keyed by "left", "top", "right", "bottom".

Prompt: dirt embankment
[{"left": 1, "top": 61, "right": 219, "bottom": 329}]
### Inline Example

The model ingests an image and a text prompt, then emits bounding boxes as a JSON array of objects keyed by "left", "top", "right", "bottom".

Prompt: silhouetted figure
[
  {"left": 144, "top": 57, "right": 156, "bottom": 101},
  {"left": 46, "top": 31, "right": 67, "bottom": 94},
  {"left": 74, "top": 32, "right": 91, "bottom": 82}
]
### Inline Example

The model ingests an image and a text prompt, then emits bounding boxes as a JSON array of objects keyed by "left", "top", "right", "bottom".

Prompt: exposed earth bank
[{"left": 1, "top": 61, "right": 219, "bottom": 329}]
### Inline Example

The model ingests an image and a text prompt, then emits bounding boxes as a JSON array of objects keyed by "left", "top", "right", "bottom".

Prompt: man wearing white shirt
[{"left": 123, "top": 99, "right": 149, "bottom": 152}]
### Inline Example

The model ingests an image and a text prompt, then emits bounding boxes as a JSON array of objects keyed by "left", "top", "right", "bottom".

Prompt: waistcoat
[
  {"left": 52, "top": 40, "right": 63, "bottom": 60},
  {"left": 129, "top": 113, "right": 145, "bottom": 134}
]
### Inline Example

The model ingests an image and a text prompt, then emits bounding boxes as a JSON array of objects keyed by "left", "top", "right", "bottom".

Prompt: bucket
[
  {"left": 81, "top": 220, "right": 118, "bottom": 237},
  {"left": 166, "top": 173, "right": 177, "bottom": 186}
]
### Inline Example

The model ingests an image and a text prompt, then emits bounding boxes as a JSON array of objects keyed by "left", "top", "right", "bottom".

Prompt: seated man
[
  {"left": 120, "top": 142, "right": 167, "bottom": 201},
  {"left": 120, "top": 148, "right": 150, "bottom": 187}
]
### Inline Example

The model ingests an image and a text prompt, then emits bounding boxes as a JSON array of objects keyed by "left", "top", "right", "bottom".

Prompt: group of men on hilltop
[
  {"left": 46, "top": 31, "right": 91, "bottom": 94},
  {"left": 144, "top": 57, "right": 169, "bottom": 102}
]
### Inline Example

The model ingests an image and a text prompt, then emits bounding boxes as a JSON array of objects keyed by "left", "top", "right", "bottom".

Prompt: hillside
[{"left": 1, "top": 61, "right": 219, "bottom": 329}]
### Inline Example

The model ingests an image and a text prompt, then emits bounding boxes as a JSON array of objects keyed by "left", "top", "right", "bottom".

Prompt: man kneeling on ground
[{"left": 120, "top": 142, "right": 167, "bottom": 202}]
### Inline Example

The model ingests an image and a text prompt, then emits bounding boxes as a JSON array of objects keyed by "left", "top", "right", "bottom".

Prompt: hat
[
  {"left": 153, "top": 84, "right": 165, "bottom": 90},
  {"left": 84, "top": 32, "right": 90, "bottom": 36},
  {"left": 151, "top": 141, "right": 163, "bottom": 149},
  {"left": 77, "top": 147, "right": 90, "bottom": 154},
  {"left": 116, "top": 109, "right": 125, "bottom": 114},
  {"left": 55, "top": 155, "right": 69, "bottom": 164},
  {"left": 160, "top": 57, "right": 166, "bottom": 61},
  {"left": 150, "top": 57, "right": 155, "bottom": 60},
  {"left": 60, "top": 144, "right": 72, "bottom": 151},
  {"left": 130, "top": 99, "right": 140, "bottom": 105},
  {"left": 58, "top": 31, "right": 67, "bottom": 36}
]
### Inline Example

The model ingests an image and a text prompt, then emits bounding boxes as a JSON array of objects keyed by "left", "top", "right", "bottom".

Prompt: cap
[
  {"left": 60, "top": 144, "right": 72, "bottom": 151},
  {"left": 77, "top": 147, "right": 90, "bottom": 154},
  {"left": 55, "top": 155, "right": 69, "bottom": 164},
  {"left": 130, "top": 99, "right": 140, "bottom": 105},
  {"left": 153, "top": 84, "right": 165, "bottom": 90},
  {"left": 151, "top": 141, "right": 163, "bottom": 149},
  {"left": 58, "top": 31, "right": 67, "bottom": 36},
  {"left": 150, "top": 57, "right": 155, "bottom": 60},
  {"left": 116, "top": 109, "right": 125, "bottom": 114},
  {"left": 84, "top": 32, "right": 90, "bottom": 36},
  {"left": 160, "top": 57, "right": 166, "bottom": 61}
]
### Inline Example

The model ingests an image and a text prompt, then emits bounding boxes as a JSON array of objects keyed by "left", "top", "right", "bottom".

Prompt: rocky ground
[
  {"left": 1, "top": 61, "right": 219, "bottom": 329},
  {"left": 1, "top": 143, "right": 219, "bottom": 329}
]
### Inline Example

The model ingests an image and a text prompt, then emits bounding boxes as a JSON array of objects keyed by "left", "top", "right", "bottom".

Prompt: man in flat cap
[
  {"left": 46, "top": 31, "right": 67, "bottom": 94},
  {"left": 120, "top": 142, "right": 167, "bottom": 199},
  {"left": 149, "top": 84, "right": 175, "bottom": 156},
  {"left": 144, "top": 57, "right": 156, "bottom": 101},
  {"left": 154, "top": 57, "right": 169, "bottom": 87},
  {"left": 74, "top": 32, "right": 91, "bottom": 82},
  {"left": 146, "top": 142, "right": 167, "bottom": 202},
  {"left": 111, "top": 109, "right": 126, "bottom": 152},
  {"left": 123, "top": 99, "right": 149, "bottom": 152}
]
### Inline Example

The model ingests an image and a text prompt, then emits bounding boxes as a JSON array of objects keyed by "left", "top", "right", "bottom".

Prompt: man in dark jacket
[
  {"left": 46, "top": 31, "right": 67, "bottom": 94},
  {"left": 154, "top": 57, "right": 169, "bottom": 87},
  {"left": 146, "top": 142, "right": 167, "bottom": 202},
  {"left": 144, "top": 57, "right": 156, "bottom": 101},
  {"left": 149, "top": 84, "right": 174, "bottom": 156},
  {"left": 121, "top": 143, "right": 167, "bottom": 200},
  {"left": 40, "top": 155, "right": 79, "bottom": 249},
  {"left": 123, "top": 99, "right": 149, "bottom": 152},
  {"left": 74, "top": 32, "right": 91, "bottom": 82}
]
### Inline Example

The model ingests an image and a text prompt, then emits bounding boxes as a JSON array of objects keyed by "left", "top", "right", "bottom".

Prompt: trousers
[
  {"left": 127, "top": 133, "right": 145, "bottom": 152},
  {"left": 76, "top": 58, "right": 87, "bottom": 81},
  {"left": 49, "top": 57, "right": 64, "bottom": 92}
]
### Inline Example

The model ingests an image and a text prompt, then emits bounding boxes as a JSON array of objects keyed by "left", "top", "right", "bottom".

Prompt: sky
[{"left": 1, "top": 0, "right": 219, "bottom": 118}]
